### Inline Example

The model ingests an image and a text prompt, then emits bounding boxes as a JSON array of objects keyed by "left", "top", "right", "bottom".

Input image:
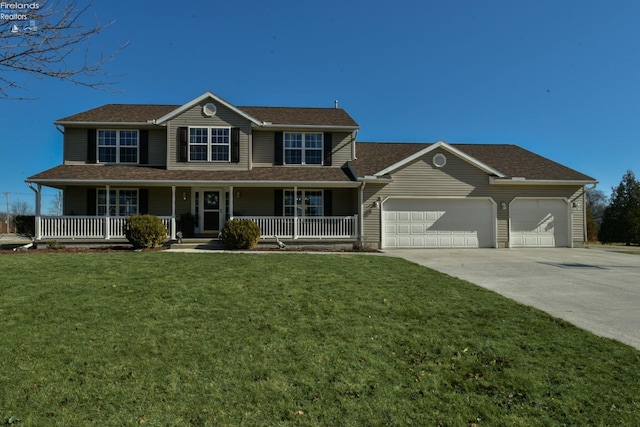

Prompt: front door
[{"left": 202, "top": 190, "right": 221, "bottom": 232}]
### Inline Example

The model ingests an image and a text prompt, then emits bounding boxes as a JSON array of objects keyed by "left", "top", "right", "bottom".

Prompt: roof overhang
[
  {"left": 374, "top": 140, "right": 507, "bottom": 178},
  {"left": 54, "top": 121, "right": 159, "bottom": 127},
  {"left": 490, "top": 177, "right": 598, "bottom": 185},
  {"left": 252, "top": 123, "right": 360, "bottom": 131},
  {"left": 26, "top": 178, "right": 360, "bottom": 188}
]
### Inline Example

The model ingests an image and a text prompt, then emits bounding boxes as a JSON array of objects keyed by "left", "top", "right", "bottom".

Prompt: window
[
  {"left": 284, "top": 132, "right": 323, "bottom": 165},
  {"left": 189, "top": 127, "right": 230, "bottom": 162},
  {"left": 98, "top": 130, "right": 139, "bottom": 163},
  {"left": 98, "top": 189, "right": 138, "bottom": 216},
  {"left": 284, "top": 190, "right": 323, "bottom": 216}
]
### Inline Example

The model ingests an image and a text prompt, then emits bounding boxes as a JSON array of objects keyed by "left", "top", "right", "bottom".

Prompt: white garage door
[
  {"left": 383, "top": 199, "right": 495, "bottom": 248},
  {"left": 510, "top": 199, "right": 569, "bottom": 247}
]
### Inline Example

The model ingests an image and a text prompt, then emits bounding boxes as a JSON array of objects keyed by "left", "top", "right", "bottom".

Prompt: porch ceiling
[{"left": 26, "top": 165, "right": 360, "bottom": 187}]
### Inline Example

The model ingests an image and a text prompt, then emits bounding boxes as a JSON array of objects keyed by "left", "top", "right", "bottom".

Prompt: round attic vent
[
  {"left": 203, "top": 103, "right": 217, "bottom": 117},
  {"left": 433, "top": 153, "right": 447, "bottom": 168}
]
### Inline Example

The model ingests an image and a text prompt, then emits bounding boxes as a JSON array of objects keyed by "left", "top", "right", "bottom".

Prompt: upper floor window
[
  {"left": 284, "top": 132, "right": 323, "bottom": 165},
  {"left": 98, "top": 130, "right": 139, "bottom": 163},
  {"left": 189, "top": 127, "right": 230, "bottom": 162}
]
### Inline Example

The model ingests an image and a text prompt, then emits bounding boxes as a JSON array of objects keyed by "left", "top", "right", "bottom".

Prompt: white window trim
[
  {"left": 188, "top": 126, "right": 231, "bottom": 162},
  {"left": 284, "top": 189, "right": 324, "bottom": 217},
  {"left": 97, "top": 188, "right": 139, "bottom": 217},
  {"left": 284, "top": 132, "right": 323, "bottom": 165},
  {"left": 97, "top": 129, "right": 139, "bottom": 164}
]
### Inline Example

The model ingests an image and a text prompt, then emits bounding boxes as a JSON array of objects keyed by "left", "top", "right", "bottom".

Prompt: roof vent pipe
[{"left": 334, "top": 100, "right": 338, "bottom": 108}]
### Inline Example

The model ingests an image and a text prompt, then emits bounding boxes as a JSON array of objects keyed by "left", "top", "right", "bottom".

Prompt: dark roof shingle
[
  {"left": 351, "top": 142, "right": 596, "bottom": 181},
  {"left": 56, "top": 104, "right": 359, "bottom": 128},
  {"left": 238, "top": 106, "right": 359, "bottom": 127},
  {"left": 56, "top": 104, "right": 179, "bottom": 123},
  {"left": 27, "top": 165, "right": 355, "bottom": 183}
]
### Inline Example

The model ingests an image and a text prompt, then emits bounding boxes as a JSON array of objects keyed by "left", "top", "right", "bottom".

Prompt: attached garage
[
  {"left": 509, "top": 198, "right": 570, "bottom": 247},
  {"left": 383, "top": 198, "right": 495, "bottom": 248}
]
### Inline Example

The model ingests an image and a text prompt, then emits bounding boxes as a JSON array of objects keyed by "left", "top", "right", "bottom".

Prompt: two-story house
[{"left": 26, "top": 91, "right": 597, "bottom": 248}]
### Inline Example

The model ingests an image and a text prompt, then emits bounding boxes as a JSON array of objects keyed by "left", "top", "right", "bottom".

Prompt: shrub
[
  {"left": 14, "top": 215, "right": 35, "bottom": 240},
  {"left": 125, "top": 214, "right": 167, "bottom": 249},
  {"left": 46, "top": 240, "right": 66, "bottom": 250},
  {"left": 221, "top": 219, "right": 261, "bottom": 250}
]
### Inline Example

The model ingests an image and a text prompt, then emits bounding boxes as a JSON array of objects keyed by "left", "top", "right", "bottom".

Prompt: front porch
[{"left": 34, "top": 215, "right": 358, "bottom": 241}]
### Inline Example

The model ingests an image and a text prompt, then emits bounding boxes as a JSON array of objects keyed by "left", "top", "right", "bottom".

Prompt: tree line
[{"left": 587, "top": 170, "right": 640, "bottom": 246}]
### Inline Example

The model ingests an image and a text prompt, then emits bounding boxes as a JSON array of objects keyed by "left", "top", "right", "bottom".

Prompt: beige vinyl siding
[
  {"left": 252, "top": 131, "right": 355, "bottom": 167},
  {"left": 332, "top": 188, "right": 358, "bottom": 216},
  {"left": 63, "top": 186, "right": 88, "bottom": 215},
  {"left": 230, "top": 187, "right": 357, "bottom": 217},
  {"left": 147, "top": 129, "right": 167, "bottom": 166},
  {"left": 147, "top": 187, "right": 172, "bottom": 216},
  {"left": 63, "top": 128, "right": 88, "bottom": 165},
  {"left": 63, "top": 127, "right": 166, "bottom": 166},
  {"left": 63, "top": 186, "right": 181, "bottom": 217},
  {"left": 167, "top": 101, "right": 251, "bottom": 170},
  {"left": 330, "top": 132, "right": 355, "bottom": 166},
  {"left": 174, "top": 187, "right": 192, "bottom": 218},
  {"left": 360, "top": 148, "right": 587, "bottom": 248},
  {"left": 252, "top": 131, "right": 275, "bottom": 167}
]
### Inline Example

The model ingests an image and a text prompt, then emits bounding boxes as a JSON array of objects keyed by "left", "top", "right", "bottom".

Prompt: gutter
[
  {"left": 26, "top": 178, "right": 362, "bottom": 188},
  {"left": 490, "top": 177, "right": 598, "bottom": 186},
  {"left": 54, "top": 121, "right": 163, "bottom": 127},
  {"left": 252, "top": 123, "right": 360, "bottom": 131}
]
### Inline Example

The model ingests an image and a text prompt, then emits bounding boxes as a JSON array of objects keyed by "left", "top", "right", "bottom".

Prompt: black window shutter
[
  {"left": 274, "top": 189, "right": 283, "bottom": 216},
  {"left": 139, "top": 189, "right": 149, "bottom": 214},
  {"left": 87, "top": 188, "right": 97, "bottom": 215},
  {"left": 139, "top": 130, "right": 149, "bottom": 164},
  {"left": 231, "top": 128, "right": 240, "bottom": 163},
  {"left": 87, "top": 129, "right": 97, "bottom": 164},
  {"left": 274, "top": 132, "right": 283, "bottom": 165},
  {"left": 324, "top": 189, "right": 333, "bottom": 216},
  {"left": 178, "top": 127, "right": 188, "bottom": 162},
  {"left": 323, "top": 133, "right": 333, "bottom": 166}
]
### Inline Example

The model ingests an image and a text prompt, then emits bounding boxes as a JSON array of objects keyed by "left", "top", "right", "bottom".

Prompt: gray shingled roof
[
  {"left": 238, "top": 106, "right": 359, "bottom": 127},
  {"left": 56, "top": 104, "right": 359, "bottom": 128},
  {"left": 351, "top": 142, "right": 596, "bottom": 181},
  {"left": 56, "top": 104, "right": 179, "bottom": 123},
  {"left": 27, "top": 165, "right": 356, "bottom": 183},
  {"left": 27, "top": 141, "right": 596, "bottom": 183}
]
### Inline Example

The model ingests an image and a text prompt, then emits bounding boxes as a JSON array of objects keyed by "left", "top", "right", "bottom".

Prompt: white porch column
[
  {"left": 104, "top": 185, "right": 110, "bottom": 239},
  {"left": 35, "top": 184, "right": 42, "bottom": 240},
  {"left": 293, "top": 185, "right": 298, "bottom": 239},
  {"left": 170, "top": 186, "right": 176, "bottom": 240},
  {"left": 229, "top": 186, "right": 234, "bottom": 220}
]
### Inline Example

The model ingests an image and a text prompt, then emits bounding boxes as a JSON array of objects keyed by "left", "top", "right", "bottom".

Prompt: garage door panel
[
  {"left": 384, "top": 199, "right": 494, "bottom": 248},
  {"left": 510, "top": 199, "right": 569, "bottom": 248}
]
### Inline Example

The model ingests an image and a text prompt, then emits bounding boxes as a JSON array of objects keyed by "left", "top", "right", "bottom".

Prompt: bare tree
[
  {"left": 0, "top": 0, "right": 126, "bottom": 99},
  {"left": 47, "top": 191, "right": 63, "bottom": 215},
  {"left": 11, "top": 200, "right": 33, "bottom": 216}
]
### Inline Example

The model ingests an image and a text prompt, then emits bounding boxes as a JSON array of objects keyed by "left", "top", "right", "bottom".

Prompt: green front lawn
[{"left": 1, "top": 252, "right": 638, "bottom": 426}]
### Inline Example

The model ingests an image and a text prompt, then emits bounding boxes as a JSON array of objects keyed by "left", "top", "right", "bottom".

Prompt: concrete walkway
[{"left": 385, "top": 248, "right": 640, "bottom": 350}]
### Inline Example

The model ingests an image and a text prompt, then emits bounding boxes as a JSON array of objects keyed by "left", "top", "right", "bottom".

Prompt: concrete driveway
[{"left": 385, "top": 248, "right": 640, "bottom": 350}]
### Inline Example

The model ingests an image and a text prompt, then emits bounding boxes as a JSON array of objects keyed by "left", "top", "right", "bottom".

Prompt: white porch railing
[
  {"left": 37, "top": 216, "right": 174, "bottom": 240},
  {"left": 235, "top": 215, "right": 358, "bottom": 239}
]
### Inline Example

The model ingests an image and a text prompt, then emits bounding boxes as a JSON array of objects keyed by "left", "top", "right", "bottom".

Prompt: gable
[
  {"left": 375, "top": 141, "right": 505, "bottom": 178},
  {"left": 350, "top": 141, "right": 596, "bottom": 183},
  {"left": 382, "top": 147, "right": 494, "bottom": 197}
]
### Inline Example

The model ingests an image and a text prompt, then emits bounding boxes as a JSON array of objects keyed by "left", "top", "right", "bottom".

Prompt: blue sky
[{"left": 2, "top": 0, "right": 638, "bottom": 212}]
